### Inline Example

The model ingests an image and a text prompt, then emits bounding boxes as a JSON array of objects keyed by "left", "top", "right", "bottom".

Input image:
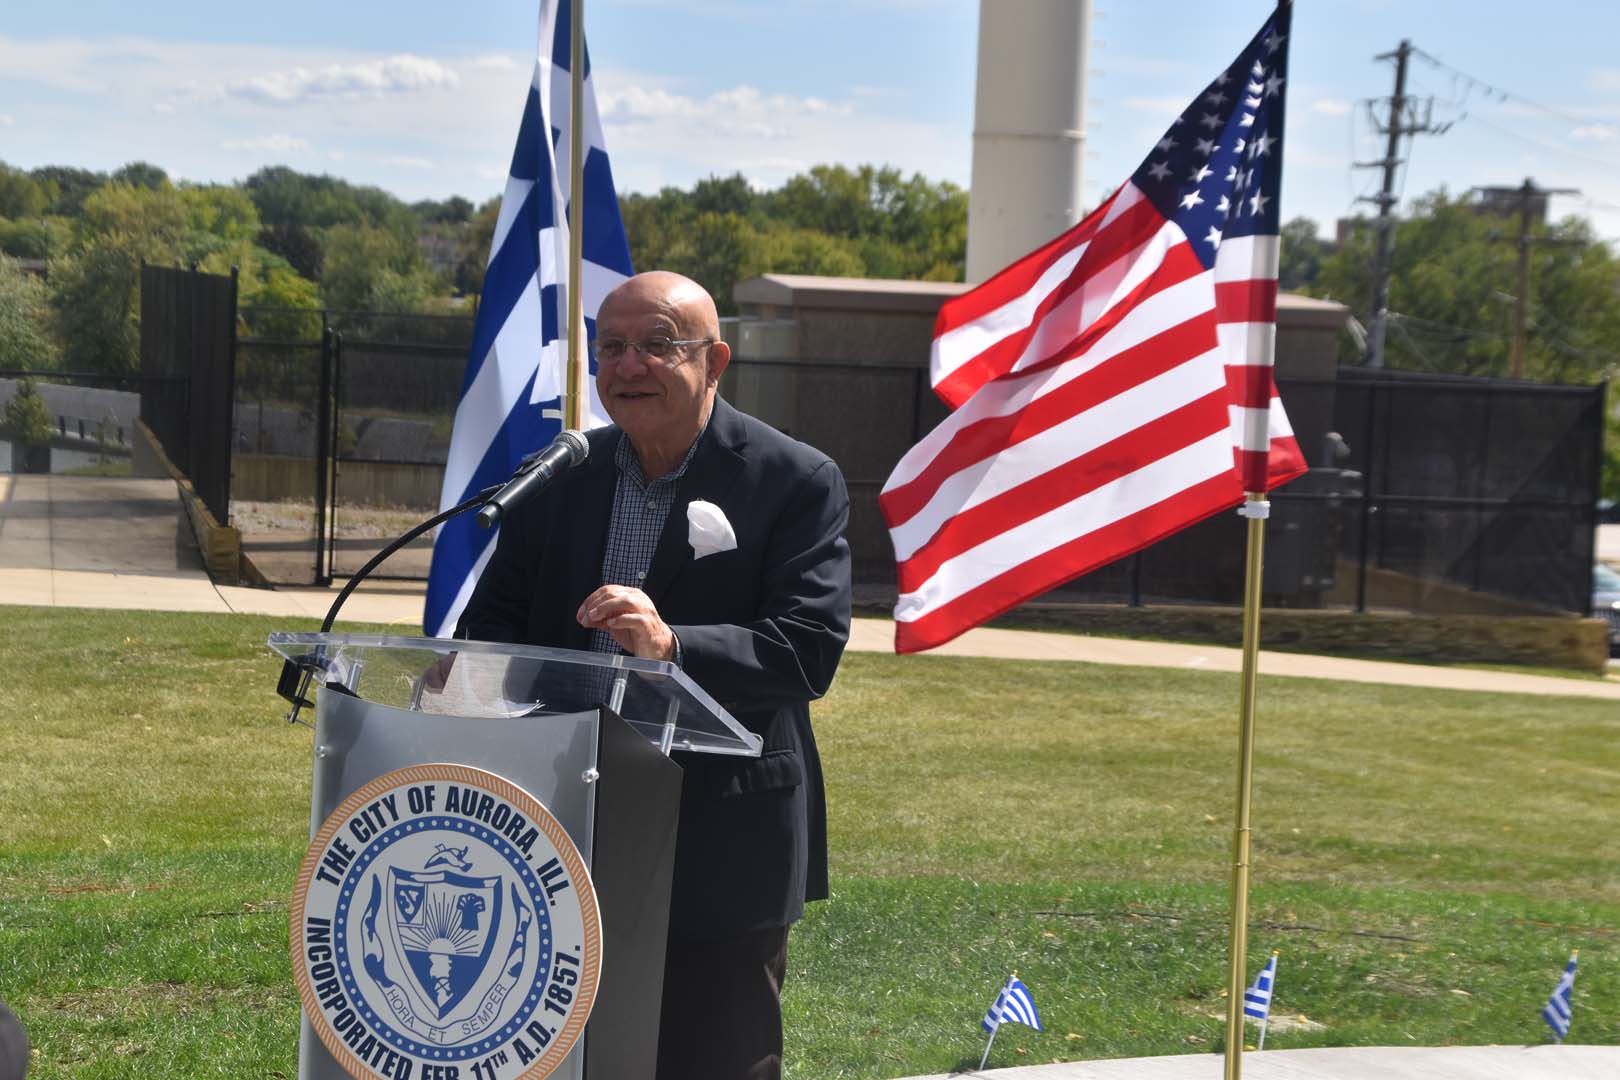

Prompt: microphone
[{"left": 475, "top": 429, "right": 589, "bottom": 528}]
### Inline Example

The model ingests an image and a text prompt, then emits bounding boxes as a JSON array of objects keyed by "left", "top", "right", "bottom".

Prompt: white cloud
[
  {"left": 599, "top": 83, "right": 853, "bottom": 142},
  {"left": 0, "top": 33, "right": 969, "bottom": 205},
  {"left": 1571, "top": 123, "right": 1619, "bottom": 141},
  {"left": 1311, "top": 99, "right": 1352, "bottom": 116},
  {"left": 0, "top": 114, "right": 12, "bottom": 126},
  {"left": 227, "top": 54, "right": 459, "bottom": 106},
  {"left": 593, "top": 75, "right": 966, "bottom": 194},
  {"left": 222, "top": 133, "right": 312, "bottom": 153}
]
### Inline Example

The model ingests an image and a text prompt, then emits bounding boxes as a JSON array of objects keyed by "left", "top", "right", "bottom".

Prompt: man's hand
[
  {"left": 420, "top": 652, "right": 456, "bottom": 693},
  {"left": 577, "top": 585, "right": 676, "bottom": 661}
]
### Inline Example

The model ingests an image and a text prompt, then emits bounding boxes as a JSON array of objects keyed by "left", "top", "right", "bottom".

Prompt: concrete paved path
[
  {"left": 4, "top": 475, "right": 1618, "bottom": 702},
  {"left": 899, "top": 1044, "right": 1618, "bottom": 1080}
]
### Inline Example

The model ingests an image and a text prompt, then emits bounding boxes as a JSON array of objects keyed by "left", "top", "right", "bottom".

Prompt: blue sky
[{"left": 5, "top": 0, "right": 1620, "bottom": 241}]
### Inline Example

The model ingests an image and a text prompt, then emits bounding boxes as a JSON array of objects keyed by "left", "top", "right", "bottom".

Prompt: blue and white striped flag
[
  {"left": 982, "top": 975, "right": 1043, "bottom": 1033},
  {"left": 1243, "top": 952, "right": 1278, "bottom": 1022},
  {"left": 1541, "top": 951, "right": 1578, "bottom": 1041},
  {"left": 424, "top": 0, "right": 633, "bottom": 637}
]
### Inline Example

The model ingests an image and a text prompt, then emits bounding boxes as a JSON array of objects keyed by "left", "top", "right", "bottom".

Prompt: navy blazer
[{"left": 458, "top": 397, "right": 852, "bottom": 941}]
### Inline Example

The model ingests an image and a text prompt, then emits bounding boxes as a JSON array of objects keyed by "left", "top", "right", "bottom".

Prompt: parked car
[{"left": 1595, "top": 562, "right": 1620, "bottom": 656}]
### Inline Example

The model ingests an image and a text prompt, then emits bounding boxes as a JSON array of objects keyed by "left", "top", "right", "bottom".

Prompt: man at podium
[{"left": 459, "top": 271, "right": 853, "bottom": 1080}]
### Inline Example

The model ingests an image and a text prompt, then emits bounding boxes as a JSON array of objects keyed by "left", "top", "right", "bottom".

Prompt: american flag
[
  {"left": 982, "top": 975, "right": 1043, "bottom": 1033},
  {"left": 424, "top": 0, "right": 633, "bottom": 638},
  {"left": 1541, "top": 951, "right": 1578, "bottom": 1041},
  {"left": 881, "top": 2, "right": 1306, "bottom": 654},
  {"left": 1243, "top": 951, "right": 1278, "bottom": 1022}
]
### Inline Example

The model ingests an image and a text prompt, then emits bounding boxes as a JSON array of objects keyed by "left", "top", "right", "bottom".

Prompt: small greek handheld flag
[
  {"left": 424, "top": 0, "right": 633, "bottom": 637},
  {"left": 1541, "top": 951, "right": 1578, "bottom": 1041},
  {"left": 1243, "top": 952, "right": 1278, "bottom": 1022},
  {"left": 982, "top": 975, "right": 1043, "bottom": 1033}
]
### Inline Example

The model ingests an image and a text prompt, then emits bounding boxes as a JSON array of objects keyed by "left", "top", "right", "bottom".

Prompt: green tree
[
  {"left": 49, "top": 246, "right": 142, "bottom": 373},
  {"left": 259, "top": 222, "right": 324, "bottom": 280},
  {"left": 0, "top": 256, "right": 58, "bottom": 368},
  {"left": 321, "top": 222, "right": 435, "bottom": 313},
  {"left": 111, "top": 161, "right": 170, "bottom": 191},
  {"left": 0, "top": 216, "right": 71, "bottom": 261},
  {"left": 2, "top": 377, "right": 54, "bottom": 447},
  {"left": 452, "top": 197, "right": 501, "bottom": 295},
  {"left": 49, "top": 182, "right": 188, "bottom": 374},
  {"left": 1278, "top": 216, "right": 1330, "bottom": 292},
  {"left": 1311, "top": 189, "right": 1620, "bottom": 383},
  {"left": 76, "top": 181, "right": 188, "bottom": 258},
  {"left": 29, "top": 165, "right": 107, "bottom": 217},
  {"left": 0, "top": 164, "right": 48, "bottom": 219}
]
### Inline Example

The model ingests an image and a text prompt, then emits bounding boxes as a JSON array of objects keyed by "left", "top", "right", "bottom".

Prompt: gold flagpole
[
  {"left": 1222, "top": 491, "right": 1269, "bottom": 1080},
  {"left": 563, "top": 0, "right": 587, "bottom": 431}
]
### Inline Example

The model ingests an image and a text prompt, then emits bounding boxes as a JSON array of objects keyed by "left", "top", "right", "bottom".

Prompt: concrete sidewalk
[
  {"left": 4, "top": 474, "right": 1619, "bottom": 702},
  {"left": 900, "top": 1045, "right": 1618, "bottom": 1080}
]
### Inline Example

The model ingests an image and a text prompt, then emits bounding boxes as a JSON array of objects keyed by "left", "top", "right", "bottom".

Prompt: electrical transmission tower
[{"left": 1356, "top": 40, "right": 1449, "bottom": 367}]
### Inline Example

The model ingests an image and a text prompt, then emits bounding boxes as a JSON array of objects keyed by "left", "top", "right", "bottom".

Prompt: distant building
[{"left": 1472, "top": 185, "right": 1550, "bottom": 224}]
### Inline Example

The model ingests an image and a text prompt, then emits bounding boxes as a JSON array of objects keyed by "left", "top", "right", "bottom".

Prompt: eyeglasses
[{"left": 592, "top": 335, "right": 715, "bottom": 365}]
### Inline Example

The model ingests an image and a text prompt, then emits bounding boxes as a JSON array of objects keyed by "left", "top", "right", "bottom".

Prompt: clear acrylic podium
[{"left": 268, "top": 632, "right": 761, "bottom": 1080}]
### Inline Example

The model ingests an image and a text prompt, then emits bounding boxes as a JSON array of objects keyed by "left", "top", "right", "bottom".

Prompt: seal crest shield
[{"left": 290, "top": 764, "right": 600, "bottom": 1080}]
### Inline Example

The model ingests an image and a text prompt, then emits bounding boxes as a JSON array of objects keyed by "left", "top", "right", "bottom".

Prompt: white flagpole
[
  {"left": 977, "top": 974, "right": 1014, "bottom": 1072},
  {"left": 977, "top": 1022, "right": 1000, "bottom": 1073}
]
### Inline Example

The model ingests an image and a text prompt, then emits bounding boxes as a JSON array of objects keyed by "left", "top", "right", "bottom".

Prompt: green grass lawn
[{"left": 0, "top": 607, "right": 1615, "bottom": 1078}]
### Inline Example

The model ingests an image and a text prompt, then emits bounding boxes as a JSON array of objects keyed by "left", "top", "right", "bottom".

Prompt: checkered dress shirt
[{"left": 587, "top": 426, "right": 706, "bottom": 658}]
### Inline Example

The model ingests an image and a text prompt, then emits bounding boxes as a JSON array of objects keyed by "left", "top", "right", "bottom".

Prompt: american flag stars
[{"left": 1126, "top": 21, "right": 1288, "bottom": 267}]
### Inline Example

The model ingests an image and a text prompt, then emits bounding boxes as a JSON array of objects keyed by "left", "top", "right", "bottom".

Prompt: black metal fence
[
  {"left": 226, "top": 306, "right": 1605, "bottom": 618},
  {"left": 1332, "top": 369, "right": 1605, "bottom": 616},
  {"left": 140, "top": 264, "right": 238, "bottom": 521},
  {"left": 233, "top": 308, "right": 473, "bottom": 585},
  {"left": 717, "top": 358, "right": 1605, "bottom": 618}
]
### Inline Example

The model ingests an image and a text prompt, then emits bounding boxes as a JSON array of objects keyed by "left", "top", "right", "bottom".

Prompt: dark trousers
[{"left": 657, "top": 925, "right": 790, "bottom": 1080}]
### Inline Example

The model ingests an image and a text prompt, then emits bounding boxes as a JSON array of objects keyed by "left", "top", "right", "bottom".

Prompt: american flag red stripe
[
  {"left": 930, "top": 188, "right": 1171, "bottom": 408},
  {"left": 882, "top": 5, "right": 1304, "bottom": 654}
]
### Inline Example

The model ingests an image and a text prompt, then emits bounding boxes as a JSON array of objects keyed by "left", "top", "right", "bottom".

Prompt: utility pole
[
  {"left": 1478, "top": 178, "right": 1579, "bottom": 377},
  {"left": 1356, "top": 40, "right": 1447, "bottom": 367}
]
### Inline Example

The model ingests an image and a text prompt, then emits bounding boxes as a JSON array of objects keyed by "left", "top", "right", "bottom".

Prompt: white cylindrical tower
[{"left": 965, "top": 0, "right": 1091, "bottom": 283}]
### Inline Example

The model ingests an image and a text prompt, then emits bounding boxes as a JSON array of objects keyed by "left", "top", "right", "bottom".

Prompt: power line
[
  {"left": 1409, "top": 47, "right": 1600, "bottom": 132},
  {"left": 1446, "top": 106, "right": 1620, "bottom": 177}
]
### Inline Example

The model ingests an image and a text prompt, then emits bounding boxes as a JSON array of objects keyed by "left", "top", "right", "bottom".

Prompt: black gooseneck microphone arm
[
  {"left": 277, "top": 429, "right": 591, "bottom": 723},
  {"left": 276, "top": 483, "right": 500, "bottom": 723}
]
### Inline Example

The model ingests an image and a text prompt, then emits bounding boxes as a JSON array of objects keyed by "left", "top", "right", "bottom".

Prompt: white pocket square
[{"left": 687, "top": 500, "right": 737, "bottom": 559}]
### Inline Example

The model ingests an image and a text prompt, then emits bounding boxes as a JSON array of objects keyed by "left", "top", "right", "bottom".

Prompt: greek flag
[
  {"left": 424, "top": 0, "right": 633, "bottom": 637},
  {"left": 1243, "top": 952, "right": 1277, "bottom": 1022},
  {"left": 982, "top": 975, "right": 1043, "bottom": 1033},
  {"left": 1541, "top": 951, "right": 1578, "bottom": 1041}
]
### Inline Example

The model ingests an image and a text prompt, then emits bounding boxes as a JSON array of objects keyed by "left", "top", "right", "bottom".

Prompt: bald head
[{"left": 599, "top": 271, "right": 720, "bottom": 340}]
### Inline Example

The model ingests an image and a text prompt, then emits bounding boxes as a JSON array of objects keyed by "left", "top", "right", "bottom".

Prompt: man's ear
[{"left": 705, "top": 338, "right": 732, "bottom": 387}]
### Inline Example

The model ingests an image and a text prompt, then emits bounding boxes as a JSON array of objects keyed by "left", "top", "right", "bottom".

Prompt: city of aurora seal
[{"left": 291, "top": 764, "right": 601, "bottom": 1080}]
